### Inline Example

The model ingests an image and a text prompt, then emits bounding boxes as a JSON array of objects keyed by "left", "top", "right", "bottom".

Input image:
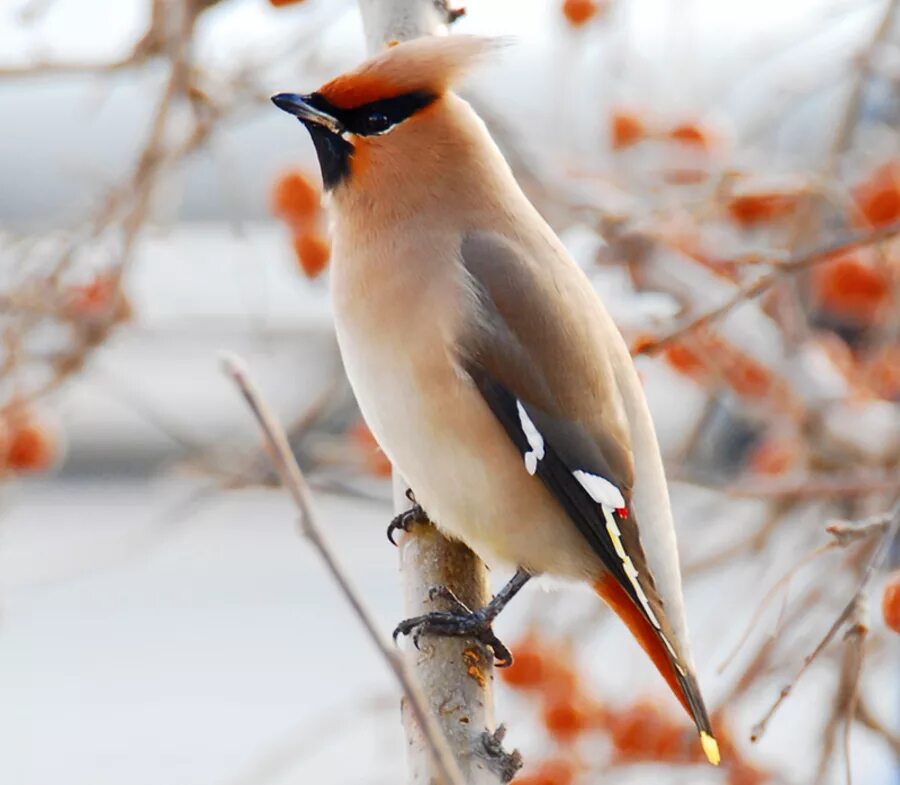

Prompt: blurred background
[{"left": 1, "top": 1, "right": 898, "bottom": 784}]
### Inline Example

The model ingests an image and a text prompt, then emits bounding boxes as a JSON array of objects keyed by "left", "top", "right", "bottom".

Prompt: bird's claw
[
  {"left": 393, "top": 603, "right": 513, "bottom": 668},
  {"left": 387, "top": 498, "right": 429, "bottom": 545}
]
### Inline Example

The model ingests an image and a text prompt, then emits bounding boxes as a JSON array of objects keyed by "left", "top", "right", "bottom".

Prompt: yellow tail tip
[{"left": 700, "top": 732, "right": 721, "bottom": 766}]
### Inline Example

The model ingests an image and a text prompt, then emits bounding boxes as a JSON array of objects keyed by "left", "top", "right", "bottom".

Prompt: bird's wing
[
  {"left": 457, "top": 231, "right": 664, "bottom": 621},
  {"left": 456, "top": 230, "right": 713, "bottom": 740}
]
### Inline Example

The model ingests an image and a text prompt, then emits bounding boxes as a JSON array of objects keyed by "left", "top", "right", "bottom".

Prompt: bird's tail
[{"left": 594, "top": 575, "right": 720, "bottom": 766}]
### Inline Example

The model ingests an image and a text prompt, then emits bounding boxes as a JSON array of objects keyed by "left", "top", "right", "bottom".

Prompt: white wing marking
[{"left": 516, "top": 401, "right": 544, "bottom": 475}]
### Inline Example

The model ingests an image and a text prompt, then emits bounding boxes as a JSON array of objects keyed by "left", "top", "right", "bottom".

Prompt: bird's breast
[{"left": 327, "top": 235, "right": 601, "bottom": 579}]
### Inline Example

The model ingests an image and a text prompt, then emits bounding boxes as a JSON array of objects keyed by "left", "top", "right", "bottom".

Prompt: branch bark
[{"left": 357, "top": 3, "right": 520, "bottom": 784}]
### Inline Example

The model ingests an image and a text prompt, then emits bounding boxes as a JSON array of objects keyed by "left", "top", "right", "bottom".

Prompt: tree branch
[
  {"left": 635, "top": 221, "right": 900, "bottom": 356},
  {"left": 356, "top": 3, "right": 519, "bottom": 784},
  {"left": 750, "top": 503, "right": 899, "bottom": 743},
  {"left": 221, "top": 354, "right": 466, "bottom": 785}
]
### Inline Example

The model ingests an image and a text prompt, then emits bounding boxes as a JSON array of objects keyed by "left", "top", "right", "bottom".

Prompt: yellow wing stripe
[
  {"left": 601, "top": 506, "right": 661, "bottom": 629},
  {"left": 600, "top": 506, "right": 686, "bottom": 670},
  {"left": 700, "top": 732, "right": 721, "bottom": 766}
]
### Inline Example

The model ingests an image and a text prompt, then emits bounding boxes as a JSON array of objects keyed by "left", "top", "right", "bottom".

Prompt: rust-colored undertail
[
  {"left": 593, "top": 573, "right": 721, "bottom": 766},
  {"left": 594, "top": 573, "right": 689, "bottom": 714}
]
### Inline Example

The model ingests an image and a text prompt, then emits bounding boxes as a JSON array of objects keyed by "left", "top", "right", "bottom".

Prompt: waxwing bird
[{"left": 272, "top": 35, "right": 720, "bottom": 765}]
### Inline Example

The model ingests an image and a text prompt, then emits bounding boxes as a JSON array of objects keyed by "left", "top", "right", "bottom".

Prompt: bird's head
[{"left": 271, "top": 35, "right": 501, "bottom": 192}]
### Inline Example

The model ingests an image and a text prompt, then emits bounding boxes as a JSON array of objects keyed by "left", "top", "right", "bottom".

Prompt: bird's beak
[{"left": 271, "top": 93, "right": 344, "bottom": 136}]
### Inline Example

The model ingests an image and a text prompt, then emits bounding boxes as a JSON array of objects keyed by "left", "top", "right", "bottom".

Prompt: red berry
[
  {"left": 853, "top": 162, "right": 900, "bottom": 228},
  {"left": 5, "top": 418, "right": 56, "bottom": 474},
  {"left": 562, "top": 0, "right": 600, "bottom": 27},
  {"left": 610, "top": 110, "right": 646, "bottom": 149},
  {"left": 883, "top": 572, "right": 900, "bottom": 634},
  {"left": 272, "top": 170, "right": 320, "bottom": 226},
  {"left": 292, "top": 232, "right": 331, "bottom": 278}
]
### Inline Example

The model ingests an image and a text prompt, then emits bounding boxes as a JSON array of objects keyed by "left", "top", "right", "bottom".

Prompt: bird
[{"left": 272, "top": 35, "right": 720, "bottom": 766}]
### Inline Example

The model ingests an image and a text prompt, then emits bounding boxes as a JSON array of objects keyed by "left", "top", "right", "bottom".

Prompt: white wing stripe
[
  {"left": 573, "top": 470, "right": 626, "bottom": 509},
  {"left": 516, "top": 401, "right": 544, "bottom": 475}
]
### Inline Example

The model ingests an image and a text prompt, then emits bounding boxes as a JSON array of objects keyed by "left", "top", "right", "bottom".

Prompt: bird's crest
[{"left": 319, "top": 35, "right": 504, "bottom": 110}]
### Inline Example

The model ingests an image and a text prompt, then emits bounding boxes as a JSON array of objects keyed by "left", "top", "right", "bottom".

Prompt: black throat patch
[{"left": 305, "top": 125, "right": 354, "bottom": 191}]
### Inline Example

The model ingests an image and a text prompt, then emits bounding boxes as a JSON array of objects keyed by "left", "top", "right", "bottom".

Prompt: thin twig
[
  {"left": 636, "top": 221, "right": 900, "bottom": 356},
  {"left": 841, "top": 605, "right": 868, "bottom": 785},
  {"left": 750, "top": 507, "right": 899, "bottom": 742},
  {"left": 0, "top": 55, "right": 142, "bottom": 78},
  {"left": 825, "top": 502, "right": 900, "bottom": 545},
  {"left": 682, "top": 471, "right": 900, "bottom": 501},
  {"left": 684, "top": 502, "right": 789, "bottom": 577},
  {"left": 717, "top": 540, "right": 838, "bottom": 675},
  {"left": 826, "top": 0, "right": 900, "bottom": 167},
  {"left": 221, "top": 353, "right": 466, "bottom": 785},
  {"left": 855, "top": 698, "right": 900, "bottom": 755},
  {"left": 716, "top": 585, "right": 824, "bottom": 710}
]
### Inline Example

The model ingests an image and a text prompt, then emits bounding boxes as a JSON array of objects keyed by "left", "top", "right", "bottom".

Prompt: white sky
[{"left": 0, "top": 0, "right": 862, "bottom": 64}]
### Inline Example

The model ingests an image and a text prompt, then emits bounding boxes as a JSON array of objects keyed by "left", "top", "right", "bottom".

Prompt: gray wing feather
[
  {"left": 457, "top": 229, "right": 675, "bottom": 642},
  {"left": 459, "top": 231, "right": 635, "bottom": 488}
]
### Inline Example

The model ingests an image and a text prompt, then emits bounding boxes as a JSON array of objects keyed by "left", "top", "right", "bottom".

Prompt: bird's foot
[
  {"left": 393, "top": 586, "right": 513, "bottom": 667},
  {"left": 386, "top": 489, "right": 429, "bottom": 545}
]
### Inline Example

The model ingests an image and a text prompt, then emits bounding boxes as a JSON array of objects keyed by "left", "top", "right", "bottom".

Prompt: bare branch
[
  {"left": 750, "top": 506, "right": 899, "bottom": 742},
  {"left": 841, "top": 601, "right": 868, "bottom": 785},
  {"left": 826, "top": 0, "right": 900, "bottom": 166},
  {"left": 635, "top": 221, "right": 900, "bottom": 357},
  {"left": 682, "top": 471, "right": 900, "bottom": 502}
]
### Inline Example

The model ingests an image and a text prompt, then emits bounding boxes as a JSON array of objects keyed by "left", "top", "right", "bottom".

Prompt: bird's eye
[{"left": 363, "top": 111, "right": 391, "bottom": 134}]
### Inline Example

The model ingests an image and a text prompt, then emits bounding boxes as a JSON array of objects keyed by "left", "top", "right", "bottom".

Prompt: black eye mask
[
  {"left": 305, "top": 90, "right": 437, "bottom": 137},
  {"left": 273, "top": 89, "right": 438, "bottom": 190}
]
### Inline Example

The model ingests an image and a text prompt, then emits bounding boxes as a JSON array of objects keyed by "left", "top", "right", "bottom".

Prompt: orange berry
[
  {"left": 630, "top": 334, "right": 657, "bottom": 355},
  {"left": 5, "top": 419, "right": 56, "bottom": 474},
  {"left": 725, "top": 356, "right": 772, "bottom": 399},
  {"left": 501, "top": 644, "right": 544, "bottom": 689},
  {"left": 748, "top": 435, "right": 798, "bottom": 476},
  {"left": 610, "top": 110, "right": 646, "bottom": 149},
  {"left": 348, "top": 418, "right": 391, "bottom": 478},
  {"left": 883, "top": 572, "right": 900, "bottom": 634},
  {"left": 864, "top": 345, "right": 900, "bottom": 401},
  {"left": 292, "top": 232, "right": 331, "bottom": 278},
  {"left": 541, "top": 696, "right": 590, "bottom": 742},
  {"left": 271, "top": 170, "right": 320, "bottom": 225},
  {"left": 812, "top": 254, "right": 891, "bottom": 323},
  {"left": 653, "top": 726, "right": 687, "bottom": 761},
  {"left": 609, "top": 701, "right": 663, "bottom": 760},
  {"left": 729, "top": 761, "right": 769, "bottom": 785},
  {"left": 668, "top": 123, "right": 710, "bottom": 148},
  {"left": 0, "top": 420, "right": 9, "bottom": 464},
  {"left": 541, "top": 660, "right": 579, "bottom": 701},
  {"left": 664, "top": 343, "right": 706, "bottom": 376},
  {"left": 562, "top": 0, "right": 600, "bottom": 27},
  {"left": 853, "top": 162, "right": 900, "bottom": 228},
  {"left": 501, "top": 635, "right": 579, "bottom": 699},
  {"left": 727, "top": 192, "right": 799, "bottom": 226}
]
